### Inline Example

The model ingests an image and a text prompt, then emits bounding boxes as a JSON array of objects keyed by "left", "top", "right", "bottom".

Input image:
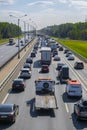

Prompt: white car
[
  {"left": 67, "top": 55, "right": 75, "bottom": 60},
  {"left": 54, "top": 55, "right": 61, "bottom": 61},
  {"left": 19, "top": 68, "right": 31, "bottom": 79},
  {"left": 66, "top": 80, "right": 82, "bottom": 98}
]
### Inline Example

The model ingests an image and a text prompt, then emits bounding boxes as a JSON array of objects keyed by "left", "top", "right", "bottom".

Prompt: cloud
[
  {"left": 70, "top": 0, "right": 87, "bottom": 8},
  {"left": 0, "top": 0, "right": 15, "bottom": 5},
  {"left": 27, "top": 1, "right": 54, "bottom": 7},
  {"left": 57, "top": 0, "right": 87, "bottom": 8}
]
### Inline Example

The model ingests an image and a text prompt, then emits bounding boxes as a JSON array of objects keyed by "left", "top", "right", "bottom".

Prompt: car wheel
[{"left": 12, "top": 116, "right": 16, "bottom": 123}]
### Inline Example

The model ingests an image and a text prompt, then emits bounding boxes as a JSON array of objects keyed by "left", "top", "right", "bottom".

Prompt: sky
[{"left": 0, "top": 0, "right": 87, "bottom": 30}]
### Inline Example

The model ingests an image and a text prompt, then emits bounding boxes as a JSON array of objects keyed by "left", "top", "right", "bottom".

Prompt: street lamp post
[
  {"left": 9, "top": 14, "right": 27, "bottom": 59},
  {"left": 23, "top": 21, "right": 26, "bottom": 51}
]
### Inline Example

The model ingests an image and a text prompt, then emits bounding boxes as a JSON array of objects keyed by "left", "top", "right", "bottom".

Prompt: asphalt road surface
[{"left": 0, "top": 45, "right": 87, "bottom": 130}]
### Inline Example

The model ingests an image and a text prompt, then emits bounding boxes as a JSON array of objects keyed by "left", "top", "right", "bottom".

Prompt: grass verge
[{"left": 55, "top": 38, "right": 87, "bottom": 59}]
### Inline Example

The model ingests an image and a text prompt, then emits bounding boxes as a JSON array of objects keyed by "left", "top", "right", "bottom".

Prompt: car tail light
[
  {"left": 12, "top": 84, "right": 15, "bottom": 87},
  {"left": 8, "top": 114, "right": 14, "bottom": 117},
  {"left": 20, "top": 84, "right": 24, "bottom": 87},
  {"left": 78, "top": 110, "right": 81, "bottom": 115}
]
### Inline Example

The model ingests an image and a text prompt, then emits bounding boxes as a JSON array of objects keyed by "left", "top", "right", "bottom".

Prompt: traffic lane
[
  {"left": 0, "top": 41, "right": 26, "bottom": 67},
  {"left": 52, "top": 55, "right": 87, "bottom": 130},
  {"left": 0, "top": 52, "right": 75, "bottom": 130},
  {"left": 60, "top": 50, "right": 87, "bottom": 87},
  {"left": 0, "top": 44, "right": 17, "bottom": 67}
]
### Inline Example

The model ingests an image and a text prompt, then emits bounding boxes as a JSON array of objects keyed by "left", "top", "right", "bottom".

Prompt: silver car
[{"left": 19, "top": 68, "right": 31, "bottom": 79}]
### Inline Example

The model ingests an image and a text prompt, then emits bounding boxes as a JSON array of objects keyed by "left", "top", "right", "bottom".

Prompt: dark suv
[
  {"left": 74, "top": 61, "right": 84, "bottom": 69},
  {"left": 12, "top": 78, "right": 25, "bottom": 91},
  {"left": 56, "top": 63, "right": 65, "bottom": 71},
  {"left": 74, "top": 98, "right": 87, "bottom": 120}
]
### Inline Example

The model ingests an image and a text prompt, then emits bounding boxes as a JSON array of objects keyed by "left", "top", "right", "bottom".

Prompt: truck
[
  {"left": 40, "top": 47, "right": 52, "bottom": 65},
  {"left": 9, "top": 38, "right": 16, "bottom": 45},
  {"left": 58, "top": 65, "right": 70, "bottom": 83},
  {"left": 34, "top": 78, "right": 58, "bottom": 110}
]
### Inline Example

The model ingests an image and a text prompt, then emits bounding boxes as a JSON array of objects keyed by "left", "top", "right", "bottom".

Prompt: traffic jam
[{"left": 0, "top": 36, "right": 87, "bottom": 129}]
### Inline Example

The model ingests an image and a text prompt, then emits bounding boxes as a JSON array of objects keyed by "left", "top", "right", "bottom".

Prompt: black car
[
  {"left": 0, "top": 104, "right": 19, "bottom": 123},
  {"left": 41, "top": 64, "right": 49, "bottom": 73},
  {"left": 26, "top": 57, "right": 33, "bottom": 64},
  {"left": 12, "top": 78, "right": 25, "bottom": 91},
  {"left": 74, "top": 61, "right": 84, "bottom": 69},
  {"left": 56, "top": 63, "right": 65, "bottom": 71},
  {"left": 30, "top": 52, "right": 36, "bottom": 57},
  {"left": 59, "top": 46, "right": 63, "bottom": 51},
  {"left": 52, "top": 50, "right": 58, "bottom": 57},
  {"left": 74, "top": 98, "right": 87, "bottom": 120}
]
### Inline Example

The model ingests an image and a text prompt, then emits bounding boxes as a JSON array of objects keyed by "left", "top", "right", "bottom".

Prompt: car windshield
[
  {"left": 14, "top": 80, "right": 22, "bottom": 84},
  {"left": 0, "top": 106, "right": 12, "bottom": 112},
  {"left": 70, "top": 84, "right": 81, "bottom": 88}
]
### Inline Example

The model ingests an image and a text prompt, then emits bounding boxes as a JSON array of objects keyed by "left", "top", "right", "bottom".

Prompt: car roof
[
  {"left": 75, "top": 61, "right": 83, "bottom": 63},
  {"left": 0, "top": 103, "right": 14, "bottom": 108},
  {"left": 67, "top": 80, "right": 81, "bottom": 85},
  {"left": 21, "top": 68, "right": 29, "bottom": 71},
  {"left": 13, "top": 78, "right": 23, "bottom": 82}
]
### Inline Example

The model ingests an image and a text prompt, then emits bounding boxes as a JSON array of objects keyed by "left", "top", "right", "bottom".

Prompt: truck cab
[{"left": 35, "top": 78, "right": 55, "bottom": 95}]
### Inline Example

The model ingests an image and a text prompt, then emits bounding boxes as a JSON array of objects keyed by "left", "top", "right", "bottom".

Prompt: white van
[{"left": 66, "top": 80, "right": 82, "bottom": 98}]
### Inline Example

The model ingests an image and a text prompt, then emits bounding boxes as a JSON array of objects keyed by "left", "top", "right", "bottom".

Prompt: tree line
[
  {"left": 0, "top": 22, "right": 22, "bottom": 39},
  {"left": 40, "top": 22, "right": 87, "bottom": 40}
]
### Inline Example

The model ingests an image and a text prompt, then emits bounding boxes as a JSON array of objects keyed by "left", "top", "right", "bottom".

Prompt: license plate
[{"left": 1, "top": 115, "right": 7, "bottom": 118}]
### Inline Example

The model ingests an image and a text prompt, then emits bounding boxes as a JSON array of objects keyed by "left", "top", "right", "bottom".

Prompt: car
[
  {"left": 65, "top": 51, "right": 72, "bottom": 57},
  {"left": 67, "top": 55, "right": 75, "bottom": 60},
  {"left": 26, "top": 57, "right": 33, "bottom": 64},
  {"left": 41, "top": 64, "right": 49, "bottom": 73},
  {"left": 56, "top": 63, "right": 65, "bottom": 71},
  {"left": 74, "top": 61, "right": 84, "bottom": 69},
  {"left": 54, "top": 55, "right": 61, "bottom": 61},
  {"left": 12, "top": 78, "right": 25, "bottom": 91},
  {"left": 66, "top": 80, "right": 82, "bottom": 98},
  {"left": 64, "top": 49, "right": 69, "bottom": 54},
  {"left": 19, "top": 68, "right": 31, "bottom": 79},
  {"left": 23, "top": 63, "right": 31, "bottom": 70},
  {"left": 74, "top": 97, "right": 87, "bottom": 120},
  {"left": 52, "top": 50, "right": 58, "bottom": 57},
  {"left": 30, "top": 51, "right": 36, "bottom": 57},
  {"left": 0, "top": 103, "right": 19, "bottom": 123},
  {"left": 59, "top": 46, "right": 63, "bottom": 51},
  {"left": 25, "top": 39, "right": 28, "bottom": 43}
]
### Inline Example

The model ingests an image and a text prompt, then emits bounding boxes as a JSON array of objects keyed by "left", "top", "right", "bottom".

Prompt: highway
[
  {"left": 0, "top": 37, "right": 32, "bottom": 68},
  {"left": 0, "top": 41, "right": 87, "bottom": 130}
]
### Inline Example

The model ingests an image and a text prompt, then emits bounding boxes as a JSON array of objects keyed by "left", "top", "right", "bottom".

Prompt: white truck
[
  {"left": 40, "top": 47, "right": 52, "bottom": 65},
  {"left": 35, "top": 78, "right": 58, "bottom": 110},
  {"left": 9, "top": 38, "right": 16, "bottom": 45}
]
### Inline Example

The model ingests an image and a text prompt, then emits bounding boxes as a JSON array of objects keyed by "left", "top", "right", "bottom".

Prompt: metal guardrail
[{"left": 0, "top": 38, "right": 37, "bottom": 91}]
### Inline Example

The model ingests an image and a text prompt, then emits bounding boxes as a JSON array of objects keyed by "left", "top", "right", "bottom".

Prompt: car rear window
[
  {"left": 0, "top": 106, "right": 12, "bottom": 112},
  {"left": 69, "top": 84, "right": 81, "bottom": 89},
  {"left": 14, "top": 80, "right": 22, "bottom": 84}
]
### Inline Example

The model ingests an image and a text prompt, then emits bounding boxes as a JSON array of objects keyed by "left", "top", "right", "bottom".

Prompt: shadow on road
[
  {"left": 33, "top": 60, "right": 41, "bottom": 68},
  {"left": 62, "top": 92, "right": 80, "bottom": 103},
  {"left": 71, "top": 113, "right": 87, "bottom": 130},
  {"left": 26, "top": 98, "right": 55, "bottom": 118}
]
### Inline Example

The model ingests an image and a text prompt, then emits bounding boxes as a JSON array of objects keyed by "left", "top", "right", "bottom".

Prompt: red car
[{"left": 41, "top": 65, "right": 49, "bottom": 73}]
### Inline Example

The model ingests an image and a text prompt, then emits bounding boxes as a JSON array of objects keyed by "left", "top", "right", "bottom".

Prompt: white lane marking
[
  {"left": 64, "top": 58, "right": 87, "bottom": 91},
  {"left": 1, "top": 93, "right": 9, "bottom": 104},
  {"left": 65, "top": 103, "right": 69, "bottom": 113}
]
